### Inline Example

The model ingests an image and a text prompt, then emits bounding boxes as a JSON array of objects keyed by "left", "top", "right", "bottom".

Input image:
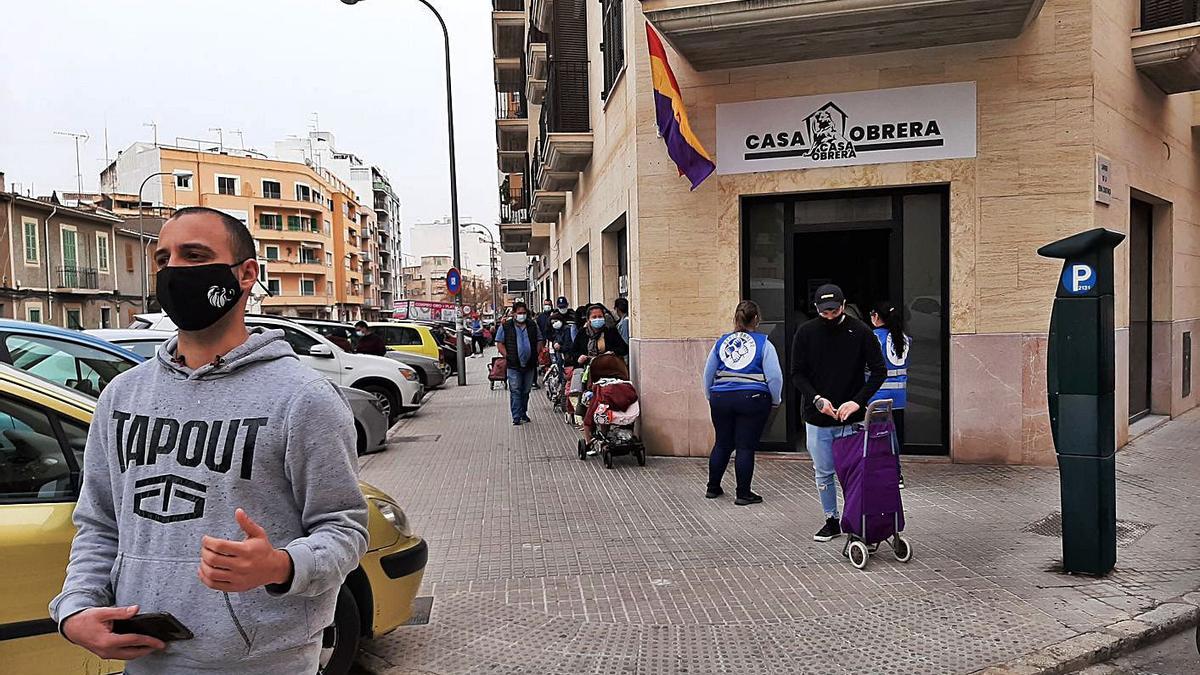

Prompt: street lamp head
[{"left": 340, "top": 0, "right": 362, "bottom": 4}]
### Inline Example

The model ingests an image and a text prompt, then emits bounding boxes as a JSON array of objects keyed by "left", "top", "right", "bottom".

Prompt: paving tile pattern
[{"left": 358, "top": 353, "right": 1200, "bottom": 674}]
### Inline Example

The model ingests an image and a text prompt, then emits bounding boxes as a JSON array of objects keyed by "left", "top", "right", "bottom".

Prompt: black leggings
[{"left": 708, "top": 390, "right": 772, "bottom": 497}]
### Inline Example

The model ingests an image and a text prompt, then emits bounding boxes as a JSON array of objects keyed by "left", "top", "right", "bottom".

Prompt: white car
[{"left": 124, "top": 313, "right": 424, "bottom": 422}]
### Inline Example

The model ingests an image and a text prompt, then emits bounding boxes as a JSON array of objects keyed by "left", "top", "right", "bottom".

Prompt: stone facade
[{"left": 507, "top": 0, "right": 1200, "bottom": 464}]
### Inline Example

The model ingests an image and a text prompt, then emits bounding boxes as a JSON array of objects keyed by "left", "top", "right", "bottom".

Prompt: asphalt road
[{"left": 1079, "top": 628, "right": 1200, "bottom": 674}]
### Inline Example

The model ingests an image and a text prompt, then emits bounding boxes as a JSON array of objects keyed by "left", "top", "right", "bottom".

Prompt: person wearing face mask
[
  {"left": 51, "top": 207, "right": 368, "bottom": 674},
  {"left": 536, "top": 300, "right": 554, "bottom": 337},
  {"left": 568, "top": 304, "right": 629, "bottom": 367},
  {"left": 495, "top": 300, "right": 544, "bottom": 426},
  {"left": 789, "top": 283, "right": 886, "bottom": 543},
  {"left": 354, "top": 320, "right": 388, "bottom": 356}
]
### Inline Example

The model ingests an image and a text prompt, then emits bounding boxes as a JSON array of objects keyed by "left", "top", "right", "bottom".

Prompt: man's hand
[
  {"left": 199, "top": 509, "right": 292, "bottom": 593},
  {"left": 816, "top": 397, "right": 837, "bottom": 418},
  {"left": 62, "top": 605, "right": 166, "bottom": 660},
  {"left": 836, "top": 401, "right": 861, "bottom": 422},
  {"left": 578, "top": 355, "right": 590, "bottom": 365}
]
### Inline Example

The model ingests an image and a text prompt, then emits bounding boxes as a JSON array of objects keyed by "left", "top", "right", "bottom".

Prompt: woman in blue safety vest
[
  {"left": 702, "top": 300, "right": 784, "bottom": 506},
  {"left": 869, "top": 302, "right": 912, "bottom": 488}
]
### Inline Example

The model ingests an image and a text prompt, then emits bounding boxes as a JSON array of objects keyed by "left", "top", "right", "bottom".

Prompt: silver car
[
  {"left": 88, "top": 328, "right": 390, "bottom": 455},
  {"left": 292, "top": 318, "right": 447, "bottom": 389}
]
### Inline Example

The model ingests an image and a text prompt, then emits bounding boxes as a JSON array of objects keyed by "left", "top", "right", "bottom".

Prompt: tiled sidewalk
[{"left": 358, "top": 351, "right": 1200, "bottom": 675}]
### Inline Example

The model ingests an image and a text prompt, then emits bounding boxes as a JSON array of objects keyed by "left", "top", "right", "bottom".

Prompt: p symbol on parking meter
[{"left": 1061, "top": 263, "right": 1095, "bottom": 295}]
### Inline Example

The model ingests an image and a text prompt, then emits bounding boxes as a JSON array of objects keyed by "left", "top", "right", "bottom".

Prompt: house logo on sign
[{"left": 743, "top": 100, "right": 945, "bottom": 162}]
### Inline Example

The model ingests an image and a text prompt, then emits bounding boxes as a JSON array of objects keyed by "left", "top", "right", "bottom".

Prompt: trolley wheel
[
  {"left": 635, "top": 446, "right": 646, "bottom": 466},
  {"left": 602, "top": 448, "right": 614, "bottom": 469},
  {"left": 577, "top": 440, "right": 587, "bottom": 461},
  {"left": 892, "top": 535, "right": 913, "bottom": 563},
  {"left": 847, "top": 540, "right": 870, "bottom": 570}
]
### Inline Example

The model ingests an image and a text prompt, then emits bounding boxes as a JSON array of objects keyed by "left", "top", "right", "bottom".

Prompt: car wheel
[
  {"left": 317, "top": 585, "right": 361, "bottom": 675},
  {"left": 355, "top": 422, "right": 367, "bottom": 457},
  {"left": 357, "top": 384, "right": 397, "bottom": 424}
]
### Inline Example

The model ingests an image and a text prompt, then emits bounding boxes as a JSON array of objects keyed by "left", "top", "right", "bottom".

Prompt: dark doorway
[
  {"left": 743, "top": 187, "right": 948, "bottom": 455},
  {"left": 1128, "top": 199, "right": 1153, "bottom": 422},
  {"left": 794, "top": 229, "right": 893, "bottom": 324}
]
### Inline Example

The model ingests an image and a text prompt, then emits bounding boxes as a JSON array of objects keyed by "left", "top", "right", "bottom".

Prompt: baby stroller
[
  {"left": 576, "top": 354, "right": 645, "bottom": 469},
  {"left": 832, "top": 399, "right": 912, "bottom": 570},
  {"left": 487, "top": 356, "right": 508, "bottom": 390},
  {"left": 543, "top": 343, "right": 566, "bottom": 408}
]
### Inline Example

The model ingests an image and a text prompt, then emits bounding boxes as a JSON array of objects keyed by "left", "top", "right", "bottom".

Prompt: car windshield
[{"left": 4, "top": 335, "right": 136, "bottom": 398}]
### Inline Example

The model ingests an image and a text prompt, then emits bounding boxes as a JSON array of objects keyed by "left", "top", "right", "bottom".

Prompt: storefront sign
[
  {"left": 716, "top": 82, "right": 976, "bottom": 175},
  {"left": 393, "top": 300, "right": 457, "bottom": 322},
  {"left": 1095, "top": 154, "right": 1112, "bottom": 205}
]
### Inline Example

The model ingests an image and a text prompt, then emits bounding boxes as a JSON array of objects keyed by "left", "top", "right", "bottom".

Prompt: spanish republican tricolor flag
[{"left": 646, "top": 23, "right": 715, "bottom": 190}]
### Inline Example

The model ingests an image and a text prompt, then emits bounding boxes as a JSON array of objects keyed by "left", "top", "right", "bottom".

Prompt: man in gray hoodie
[{"left": 50, "top": 206, "right": 369, "bottom": 673}]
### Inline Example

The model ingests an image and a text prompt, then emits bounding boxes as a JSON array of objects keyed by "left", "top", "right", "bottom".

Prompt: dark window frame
[{"left": 600, "top": 0, "right": 625, "bottom": 102}]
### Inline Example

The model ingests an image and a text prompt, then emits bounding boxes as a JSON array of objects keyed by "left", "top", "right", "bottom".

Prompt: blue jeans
[
  {"left": 805, "top": 423, "right": 858, "bottom": 519},
  {"left": 708, "top": 390, "right": 772, "bottom": 497},
  {"left": 507, "top": 368, "right": 534, "bottom": 421}
]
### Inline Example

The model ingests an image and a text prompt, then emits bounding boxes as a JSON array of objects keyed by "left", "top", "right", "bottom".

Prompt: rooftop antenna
[
  {"left": 53, "top": 130, "right": 89, "bottom": 196},
  {"left": 230, "top": 129, "right": 246, "bottom": 150},
  {"left": 208, "top": 127, "right": 224, "bottom": 153},
  {"left": 143, "top": 121, "right": 158, "bottom": 147}
]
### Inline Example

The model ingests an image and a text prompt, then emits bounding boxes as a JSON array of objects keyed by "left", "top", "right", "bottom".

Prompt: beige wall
[{"left": 538, "top": 0, "right": 1199, "bottom": 463}]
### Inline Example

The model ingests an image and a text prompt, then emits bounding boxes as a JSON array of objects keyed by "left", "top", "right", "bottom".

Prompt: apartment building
[
  {"left": 494, "top": 0, "right": 1200, "bottom": 464},
  {"left": 103, "top": 142, "right": 365, "bottom": 320},
  {"left": 403, "top": 255, "right": 486, "bottom": 304},
  {"left": 0, "top": 176, "right": 147, "bottom": 328},
  {"left": 276, "top": 132, "right": 403, "bottom": 315}
]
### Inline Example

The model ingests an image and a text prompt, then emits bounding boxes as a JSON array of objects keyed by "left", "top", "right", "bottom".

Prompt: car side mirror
[{"left": 308, "top": 344, "right": 335, "bottom": 358}]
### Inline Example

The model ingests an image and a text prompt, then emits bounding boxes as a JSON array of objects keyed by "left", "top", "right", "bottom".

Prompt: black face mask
[
  {"left": 818, "top": 313, "right": 843, "bottom": 328},
  {"left": 157, "top": 262, "right": 246, "bottom": 331}
]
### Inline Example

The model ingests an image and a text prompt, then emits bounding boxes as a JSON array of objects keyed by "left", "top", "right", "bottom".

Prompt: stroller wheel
[
  {"left": 635, "top": 445, "right": 646, "bottom": 466},
  {"left": 602, "top": 448, "right": 614, "bottom": 469},
  {"left": 577, "top": 439, "right": 587, "bottom": 461},
  {"left": 847, "top": 540, "right": 870, "bottom": 570},
  {"left": 892, "top": 535, "right": 913, "bottom": 563}
]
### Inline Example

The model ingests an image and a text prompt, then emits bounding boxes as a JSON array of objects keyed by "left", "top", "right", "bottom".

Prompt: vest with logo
[
  {"left": 869, "top": 327, "right": 910, "bottom": 409},
  {"left": 711, "top": 331, "right": 770, "bottom": 395}
]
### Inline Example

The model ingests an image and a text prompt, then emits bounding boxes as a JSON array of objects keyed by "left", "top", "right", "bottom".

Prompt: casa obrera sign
[{"left": 716, "top": 82, "right": 976, "bottom": 175}]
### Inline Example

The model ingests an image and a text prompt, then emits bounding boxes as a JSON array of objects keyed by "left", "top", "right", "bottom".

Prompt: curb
[{"left": 974, "top": 594, "right": 1200, "bottom": 675}]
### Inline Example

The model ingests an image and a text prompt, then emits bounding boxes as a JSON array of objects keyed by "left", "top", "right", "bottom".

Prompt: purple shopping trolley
[{"left": 831, "top": 399, "right": 913, "bottom": 569}]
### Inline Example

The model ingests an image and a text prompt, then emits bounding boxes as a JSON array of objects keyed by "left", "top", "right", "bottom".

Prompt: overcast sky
[{"left": 0, "top": 0, "right": 499, "bottom": 251}]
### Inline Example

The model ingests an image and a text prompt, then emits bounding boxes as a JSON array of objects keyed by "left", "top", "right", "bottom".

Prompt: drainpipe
[
  {"left": 5, "top": 198, "right": 15, "bottom": 314},
  {"left": 44, "top": 204, "right": 57, "bottom": 324}
]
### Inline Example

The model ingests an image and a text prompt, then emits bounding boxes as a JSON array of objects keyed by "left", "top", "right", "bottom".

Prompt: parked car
[
  {"left": 127, "top": 314, "right": 424, "bottom": 423},
  {"left": 0, "top": 320, "right": 142, "bottom": 398},
  {"left": 83, "top": 328, "right": 388, "bottom": 456},
  {"left": 0, "top": 364, "right": 427, "bottom": 675},
  {"left": 294, "top": 319, "right": 446, "bottom": 389},
  {"left": 367, "top": 322, "right": 441, "bottom": 362},
  {"left": 289, "top": 317, "right": 357, "bottom": 353}
]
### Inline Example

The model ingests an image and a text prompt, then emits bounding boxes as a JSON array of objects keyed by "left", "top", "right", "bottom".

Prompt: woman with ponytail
[
  {"left": 868, "top": 302, "right": 911, "bottom": 488},
  {"left": 702, "top": 300, "right": 783, "bottom": 505}
]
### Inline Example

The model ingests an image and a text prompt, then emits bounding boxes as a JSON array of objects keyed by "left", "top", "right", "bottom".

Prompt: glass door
[{"left": 1128, "top": 199, "right": 1153, "bottom": 422}]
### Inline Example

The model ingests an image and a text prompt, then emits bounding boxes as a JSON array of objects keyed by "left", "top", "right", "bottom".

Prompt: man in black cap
[{"left": 790, "top": 283, "right": 886, "bottom": 542}]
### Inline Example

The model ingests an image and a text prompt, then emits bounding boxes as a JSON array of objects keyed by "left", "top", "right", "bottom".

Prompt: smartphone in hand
[{"left": 112, "top": 612, "right": 194, "bottom": 642}]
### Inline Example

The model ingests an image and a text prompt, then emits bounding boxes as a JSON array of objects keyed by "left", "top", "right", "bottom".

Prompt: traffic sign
[{"left": 446, "top": 267, "right": 462, "bottom": 296}]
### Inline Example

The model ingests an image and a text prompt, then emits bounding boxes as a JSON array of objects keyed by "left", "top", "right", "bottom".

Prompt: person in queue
[
  {"left": 495, "top": 300, "right": 544, "bottom": 426},
  {"left": 869, "top": 301, "right": 911, "bottom": 489},
  {"left": 702, "top": 301, "right": 783, "bottom": 506},
  {"left": 568, "top": 304, "right": 629, "bottom": 366},
  {"left": 790, "top": 284, "right": 886, "bottom": 543}
]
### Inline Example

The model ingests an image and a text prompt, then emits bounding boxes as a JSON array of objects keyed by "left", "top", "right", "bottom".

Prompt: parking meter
[{"left": 1038, "top": 228, "right": 1125, "bottom": 575}]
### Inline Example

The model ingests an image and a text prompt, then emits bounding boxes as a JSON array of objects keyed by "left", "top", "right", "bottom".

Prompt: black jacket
[
  {"left": 568, "top": 325, "right": 628, "bottom": 364},
  {"left": 789, "top": 315, "right": 886, "bottom": 427},
  {"left": 355, "top": 331, "right": 388, "bottom": 357}
]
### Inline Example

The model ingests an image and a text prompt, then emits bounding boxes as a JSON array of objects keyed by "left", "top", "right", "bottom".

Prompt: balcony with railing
[
  {"left": 499, "top": 174, "right": 533, "bottom": 253},
  {"left": 496, "top": 75, "right": 529, "bottom": 149},
  {"left": 57, "top": 266, "right": 99, "bottom": 290},
  {"left": 536, "top": 59, "right": 593, "bottom": 191},
  {"left": 1133, "top": 0, "right": 1200, "bottom": 93},
  {"left": 530, "top": 140, "right": 567, "bottom": 223},
  {"left": 640, "top": 0, "right": 1045, "bottom": 70},
  {"left": 493, "top": 0, "right": 525, "bottom": 60},
  {"left": 527, "top": 21, "right": 549, "bottom": 104}
]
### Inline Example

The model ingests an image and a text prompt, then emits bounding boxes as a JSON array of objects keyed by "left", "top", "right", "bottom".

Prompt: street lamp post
[
  {"left": 340, "top": 0, "right": 466, "bottom": 385},
  {"left": 137, "top": 171, "right": 178, "bottom": 311},
  {"left": 466, "top": 225, "right": 501, "bottom": 318}
]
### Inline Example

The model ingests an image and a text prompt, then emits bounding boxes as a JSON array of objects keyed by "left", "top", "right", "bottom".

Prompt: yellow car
[
  {"left": 0, "top": 365, "right": 426, "bottom": 675},
  {"left": 367, "top": 322, "right": 442, "bottom": 362}
]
